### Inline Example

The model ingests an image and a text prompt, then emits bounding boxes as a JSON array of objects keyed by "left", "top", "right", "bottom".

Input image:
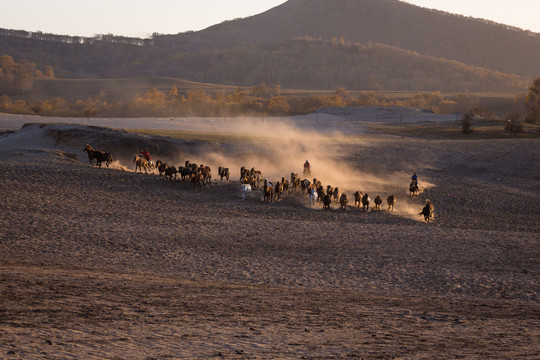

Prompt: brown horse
[
  {"left": 264, "top": 185, "right": 274, "bottom": 203},
  {"left": 322, "top": 194, "right": 332, "bottom": 211},
  {"left": 419, "top": 200, "right": 434, "bottom": 222},
  {"left": 362, "top": 193, "right": 370, "bottom": 211},
  {"left": 274, "top": 181, "right": 283, "bottom": 201},
  {"left": 374, "top": 195, "right": 382, "bottom": 210},
  {"left": 387, "top": 195, "right": 396, "bottom": 211},
  {"left": 354, "top": 191, "right": 362, "bottom": 207},
  {"left": 339, "top": 193, "right": 348, "bottom": 212},
  {"left": 133, "top": 155, "right": 151, "bottom": 173},
  {"left": 189, "top": 173, "right": 205, "bottom": 189},
  {"left": 83, "top": 144, "right": 113, "bottom": 168},
  {"left": 333, "top": 187, "right": 340, "bottom": 203},
  {"left": 409, "top": 181, "right": 419, "bottom": 197},
  {"left": 155, "top": 160, "right": 169, "bottom": 176}
]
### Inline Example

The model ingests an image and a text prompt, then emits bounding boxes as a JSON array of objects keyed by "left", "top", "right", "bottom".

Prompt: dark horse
[
  {"left": 83, "top": 144, "right": 113, "bottom": 168},
  {"left": 218, "top": 167, "right": 230, "bottom": 181},
  {"left": 419, "top": 200, "right": 434, "bottom": 222},
  {"left": 409, "top": 181, "right": 419, "bottom": 197}
]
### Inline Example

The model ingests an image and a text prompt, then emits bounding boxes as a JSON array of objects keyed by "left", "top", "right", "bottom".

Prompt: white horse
[
  {"left": 241, "top": 183, "right": 252, "bottom": 200},
  {"left": 308, "top": 187, "right": 318, "bottom": 207}
]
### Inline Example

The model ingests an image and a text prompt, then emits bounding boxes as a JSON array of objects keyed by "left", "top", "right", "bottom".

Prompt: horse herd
[{"left": 82, "top": 144, "right": 434, "bottom": 222}]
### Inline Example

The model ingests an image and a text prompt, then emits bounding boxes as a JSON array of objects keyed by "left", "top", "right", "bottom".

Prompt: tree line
[
  {"left": 1, "top": 82, "right": 537, "bottom": 124},
  {"left": 0, "top": 55, "right": 54, "bottom": 94}
]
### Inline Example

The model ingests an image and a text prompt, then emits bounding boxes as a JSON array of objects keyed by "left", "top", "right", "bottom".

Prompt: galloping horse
[
  {"left": 362, "top": 193, "right": 370, "bottom": 211},
  {"left": 322, "top": 194, "right": 332, "bottom": 211},
  {"left": 241, "top": 184, "right": 252, "bottom": 200},
  {"left": 387, "top": 195, "right": 396, "bottom": 211},
  {"left": 419, "top": 200, "right": 434, "bottom": 222},
  {"left": 155, "top": 160, "right": 169, "bottom": 176},
  {"left": 133, "top": 155, "right": 151, "bottom": 173},
  {"left": 218, "top": 167, "right": 230, "bottom": 181},
  {"left": 374, "top": 195, "right": 383, "bottom": 210},
  {"left": 409, "top": 181, "right": 419, "bottom": 197},
  {"left": 354, "top": 191, "right": 362, "bottom": 207},
  {"left": 339, "top": 193, "right": 348, "bottom": 212},
  {"left": 308, "top": 187, "right": 318, "bottom": 207},
  {"left": 83, "top": 144, "right": 113, "bottom": 168}
]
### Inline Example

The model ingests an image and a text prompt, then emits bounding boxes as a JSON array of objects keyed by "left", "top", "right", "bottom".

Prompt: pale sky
[{"left": 1, "top": 0, "right": 538, "bottom": 38}]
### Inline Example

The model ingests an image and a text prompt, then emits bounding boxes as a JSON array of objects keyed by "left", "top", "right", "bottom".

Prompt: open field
[{"left": 0, "top": 111, "right": 539, "bottom": 359}]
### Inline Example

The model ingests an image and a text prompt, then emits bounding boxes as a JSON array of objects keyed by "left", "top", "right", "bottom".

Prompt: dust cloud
[{"left": 154, "top": 117, "right": 434, "bottom": 219}]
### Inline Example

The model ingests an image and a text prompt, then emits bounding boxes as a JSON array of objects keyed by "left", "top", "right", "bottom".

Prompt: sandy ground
[{"left": 0, "top": 114, "right": 539, "bottom": 359}]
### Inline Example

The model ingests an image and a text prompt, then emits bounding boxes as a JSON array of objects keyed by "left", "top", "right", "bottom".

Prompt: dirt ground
[{"left": 0, "top": 118, "right": 539, "bottom": 359}]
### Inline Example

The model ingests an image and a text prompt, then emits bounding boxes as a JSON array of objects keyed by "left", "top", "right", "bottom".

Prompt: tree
[
  {"left": 0, "top": 55, "right": 15, "bottom": 71},
  {"left": 251, "top": 83, "right": 269, "bottom": 98},
  {"left": 44, "top": 65, "right": 54, "bottom": 78},
  {"left": 524, "top": 78, "right": 540, "bottom": 124},
  {"left": 13, "top": 73, "right": 33, "bottom": 94},
  {"left": 168, "top": 85, "right": 178, "bottom": 98}
]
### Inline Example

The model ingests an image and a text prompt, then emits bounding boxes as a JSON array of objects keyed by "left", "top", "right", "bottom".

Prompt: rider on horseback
[
  {"left": 139, "top": 148, "right": 151, "bottom": 162},
  {"left": 411, "top": 172, "right": 418, "bottom": 187},
  {"left": 303, "top": 160, "right": 311, "bottom": 177}
]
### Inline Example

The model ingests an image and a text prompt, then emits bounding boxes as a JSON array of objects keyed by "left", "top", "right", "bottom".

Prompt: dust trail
[
  {"left": 163, "top": 118, "right": 434, "bottom": 219},
  {"left": 108, "top": 161, "right": 129, "bottom": 172}
]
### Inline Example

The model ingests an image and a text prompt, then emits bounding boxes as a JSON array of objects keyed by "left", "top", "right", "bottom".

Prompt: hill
[
  {"left": 0, "top": 0, "right": 538, "bottom": 93},
  {"left": 129, "top": 38, "right": 525, "bottom": 92},
  {"left": 181, "top": 0, "right": 540, "bottom": 78}
]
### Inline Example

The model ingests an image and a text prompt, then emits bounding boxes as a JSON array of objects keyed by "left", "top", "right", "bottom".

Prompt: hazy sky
[{"left": 1, "top": 0, "right": 538, "bottom": 38}]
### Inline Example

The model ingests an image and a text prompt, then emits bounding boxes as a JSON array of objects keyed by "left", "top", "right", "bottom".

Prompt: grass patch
[{"left": 367, "top": 120, "right": 540, "bottom": 140}]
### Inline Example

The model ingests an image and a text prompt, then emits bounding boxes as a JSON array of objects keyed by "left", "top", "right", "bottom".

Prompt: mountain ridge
[{"left": 0, "top": 0, "right": 537, "bottom": 92}]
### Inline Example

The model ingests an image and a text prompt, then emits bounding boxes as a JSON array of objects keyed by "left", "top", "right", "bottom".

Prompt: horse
[
  {"left": 179, "top": 166, "right": 193, "bottom": 181},
  {"left": 291, "top": 173, "right": 300, "bottom": 192},
  {"left": 322, "top": 194, "right": 332, "bottom": 211},
  {"left": 327, "top": 186, "right": 335, "bottom": 200},
  {"left": 83, "top": 144, "right": 113, "bottom": 168},
  {"left": 308, "top": 187, "right": 318, "bottom": 208},
  {"left": 274, "top": 181, "right": 283, "bottom": 201},
  {"left": 201, "top": 168, "right": 212, "bottom": 184},
  {"left": 387, "top": 195, "right": 396, "bottom": 211},
  {"left": 241, "top": 166, "right": 248, "bottom": 181},
  {"left": 374, "top": 195, "right": 383, "bottom": 210},
  {"left": 409, "top": 181, "right": 419, "bottom": 198},
  {"left": 300, "top": 179, "right": 311, "bottom": 194},
  {"left": 316, "top": 185, "right": 325, "bottom": 202},
  {"left": 333, "top": 187, "right": 340, "bottom": 203},
  {"left": 155, "top": 160, "right": 169, "bottom": 177},
  {"left": 354, "top": 191, "right": 362, "bottom": 207},
  {"left": 133, "top": 155, "right": 151, "bottom": 174},
  {"left": 339, "top": 193, "right": 348, "bottom": 212},
  {"left": 264, "top": 185, "right": 274, "bottom": 203},
  {"left": 281, "top": 177, "right": 290, "bottom": 194},
  {"left": 164, "top": 166, "right": 178, "bottom": 181},
  {"left": 241, "top": 184, "right": 252, "bottom": 200},
  {"left": 419, "top": 200, "right": 434, "bottom": 222},
  {"left": 362, "top": 193, "right": 370, "bottom": 211},
  {"left": 189, "top": 173, "right": 205, "bottom": 189},
  {"left": 218, "top": 167, "right": 230, "bottom": 181}
]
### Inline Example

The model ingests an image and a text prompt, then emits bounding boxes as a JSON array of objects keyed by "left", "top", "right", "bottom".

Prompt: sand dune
[{"left": 0, "top": 114, "right": 538, "bottom": 359}]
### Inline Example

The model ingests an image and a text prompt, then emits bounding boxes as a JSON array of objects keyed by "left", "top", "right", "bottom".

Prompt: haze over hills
[{"left": 0, "top": 0, "right": 538, "bottom": 93}]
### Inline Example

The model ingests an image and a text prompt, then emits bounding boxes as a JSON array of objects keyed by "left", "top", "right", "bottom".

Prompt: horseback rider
[
  {"left": 411, "top": 172, "right": 418, "bottom": 187},
  {"left": 303, "top": 160, "right": 311, "bottom": 176},
  {"left": 139, "top": 148, "right": 151, "bottom": 162}
]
